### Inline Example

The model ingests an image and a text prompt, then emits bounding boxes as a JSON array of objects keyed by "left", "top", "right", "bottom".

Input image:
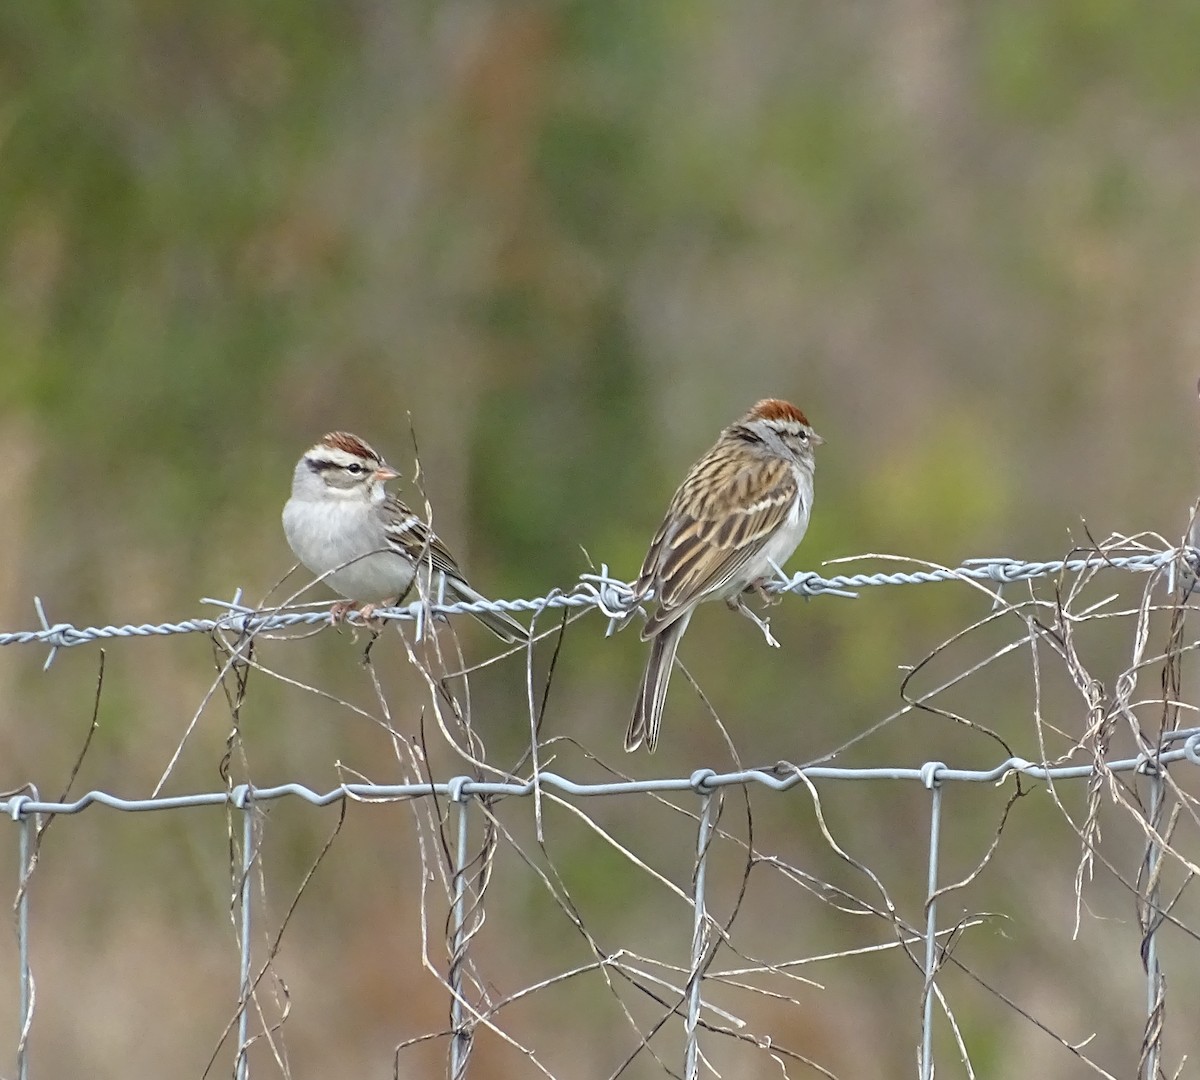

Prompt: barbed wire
[{"left": 2, "top": 545, "right": 1196, "bottom": 670}]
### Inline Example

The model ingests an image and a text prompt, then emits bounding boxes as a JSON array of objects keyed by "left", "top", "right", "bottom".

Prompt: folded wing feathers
[
  {"left": 381, "top": 499, "right": 467, "bottom": 583},
  {"left": 638, "top": 457, "right": 797, "bottom": 635},
  {"left": 380, "top": 497, "right": 528, "bottom": 640}
]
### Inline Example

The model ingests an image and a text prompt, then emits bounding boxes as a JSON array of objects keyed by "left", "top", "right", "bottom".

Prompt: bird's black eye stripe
[
  {"left": 735, "top": 427, "right": 764, "bottom": 444},
  {"left": 307, "top": 457, "right": 371, "bottom": 475}
]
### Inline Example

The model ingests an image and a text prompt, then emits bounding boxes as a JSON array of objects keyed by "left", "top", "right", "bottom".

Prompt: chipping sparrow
[
  {"left": 282, "top": 431, "right": 529, "bottom": 642},
  {"left": 625, "top": 399, "right": 822, "bottom": 752}
]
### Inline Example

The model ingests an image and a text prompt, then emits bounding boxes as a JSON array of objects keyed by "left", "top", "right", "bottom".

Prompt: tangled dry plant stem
[{"left": 7, "top": 529, "right": 1200, "bottom": 1077}]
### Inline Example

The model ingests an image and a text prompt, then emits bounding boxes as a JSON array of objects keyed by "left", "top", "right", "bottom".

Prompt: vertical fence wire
[
  {"left": 235, "top": 798, "right": 254, "bottom": 1080},
  {"left": 1142, "top": 767, "right": 1165, "bottom": 1080},
  {"left": 15, "top": 805, "right": 33, "bottom": 1080},
  {"left": 684, "top": 792, "right": 715, "bottom": 1080},
  {"left": 919, "top": 770, "right": 945, "bottom": 1080},
  {"left": 448, "top": 789, "right": 472, "bottom": 1080}
]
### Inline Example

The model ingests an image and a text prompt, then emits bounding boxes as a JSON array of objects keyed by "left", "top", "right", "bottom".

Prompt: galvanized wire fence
[{"left": 3, "top": 534, "right": 1200, "bottom": 1079}]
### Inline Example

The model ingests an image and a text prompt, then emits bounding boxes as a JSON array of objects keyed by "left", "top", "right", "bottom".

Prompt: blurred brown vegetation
[{"left": 2, "top": 1, "right": 1200, "bottom": 1077}]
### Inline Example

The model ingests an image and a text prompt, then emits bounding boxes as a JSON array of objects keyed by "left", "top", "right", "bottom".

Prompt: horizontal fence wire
[
  {"left": 2, "top": 729, "right": 1199, "bottom": 819},
  {"left": 1, "top": 547, "right": 1196, "bottom": 669},
  {"left": 3, "top": 542, "right": 1197, "bottom": 1079}
]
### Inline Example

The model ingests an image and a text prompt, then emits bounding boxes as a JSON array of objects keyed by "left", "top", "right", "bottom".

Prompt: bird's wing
[
  {"left": 380, "top": 495, "right": 469, "bottom": 585},
  {"left": 636, "top": 453, "right": 799, "bottom": 636},
  {"left": 380, "top": 495, "right": 528, "bottom": 642}
]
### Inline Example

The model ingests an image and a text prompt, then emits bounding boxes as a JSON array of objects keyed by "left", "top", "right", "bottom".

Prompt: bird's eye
[
  {"left": 346, "top": 462, "right": 366, "bottom": 476},
  {"left": 796, "top": 431, "right": 809, "bottom": 441}
]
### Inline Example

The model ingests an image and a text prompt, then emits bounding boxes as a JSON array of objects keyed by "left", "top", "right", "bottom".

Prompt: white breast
[
  {"left": 739, "top": 468, "right": 813, "bottom": 590},
  {"left": 282, "top": 496, "right": 416, "bottom": 602}
]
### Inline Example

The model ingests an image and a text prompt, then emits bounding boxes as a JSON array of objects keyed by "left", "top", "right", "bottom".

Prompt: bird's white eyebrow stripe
[{"left": 307, "top": 445, "right": 378, "bottom": 469}]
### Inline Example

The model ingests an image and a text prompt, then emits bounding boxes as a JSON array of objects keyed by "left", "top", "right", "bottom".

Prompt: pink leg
[
  {"left": 725, "top": 579, "right": 775, "bottom": 611},
  {"left": 753, "top": 578, "right": 782, "bottom": 605},
  {"left": 359, "top": 600, "right": 399, "bottom": 630},
  {"left": 727, "top": 593, "right": 781, "bottom": 648}
]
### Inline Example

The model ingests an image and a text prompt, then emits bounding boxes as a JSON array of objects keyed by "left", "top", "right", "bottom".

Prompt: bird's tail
[
  {"left": 447, "top": 578, "right": 530, "bottom": 643},
  {"left": 625, "top": 611, "right": 691, "bottom": 753}
]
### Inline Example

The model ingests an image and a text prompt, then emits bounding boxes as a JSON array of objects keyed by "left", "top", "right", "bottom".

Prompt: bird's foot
[
  {"left": 749, "top": 578, "right": 783, "bottom": 606},
  {"left": 357, "top": 600, "right": 397, "bottom": 632},
  {"left": 728, "top": 595, "right": 781, "bottom": 648},
  {"left": 330, "top": 599, "right": 393, "bottom": 632}
]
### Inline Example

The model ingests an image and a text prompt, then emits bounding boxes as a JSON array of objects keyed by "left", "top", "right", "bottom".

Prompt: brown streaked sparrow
[
  {"left": 625, "top": 399, "right": 822, "bottom": 753},
  {"left": 282, "top": 432, "right": 529, "bottom": 643}
]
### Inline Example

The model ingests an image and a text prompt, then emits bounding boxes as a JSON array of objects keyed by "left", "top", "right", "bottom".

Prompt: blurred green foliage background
[{"left": 2, "top": 1, "right": 1200, "bottom": 1076}]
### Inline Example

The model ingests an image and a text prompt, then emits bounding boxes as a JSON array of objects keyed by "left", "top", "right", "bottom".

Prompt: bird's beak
[
  {"left": 811, "top": 431, "right": 825, "bottom": 447},
  {"left": 373, "top": 465, "right": 399, "bottom": 482}
]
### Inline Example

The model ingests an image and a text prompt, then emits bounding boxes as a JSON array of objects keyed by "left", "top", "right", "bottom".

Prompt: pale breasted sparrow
[
  {"left": 282, "top": 431, "right": 529, "bottom": 642},
  {"left": 626, "top": 399, "right": 822, "bottom": 752}
]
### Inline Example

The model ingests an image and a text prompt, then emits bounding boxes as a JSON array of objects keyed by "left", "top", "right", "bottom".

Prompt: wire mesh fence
[{"left": 3, "top": 534, "right": 1199, "bottom": 1079}]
